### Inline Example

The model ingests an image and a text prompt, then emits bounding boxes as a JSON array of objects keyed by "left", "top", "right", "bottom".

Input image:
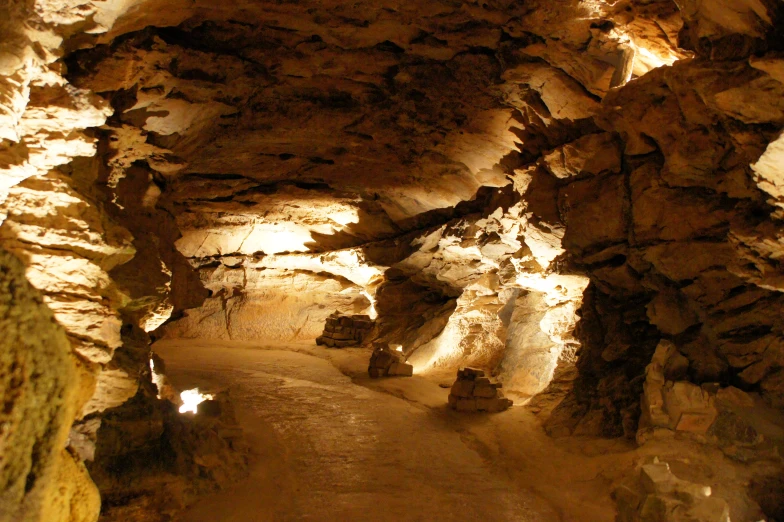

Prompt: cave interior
[{"left": 2, "top": 0, "right": 784, "bottom": 521}]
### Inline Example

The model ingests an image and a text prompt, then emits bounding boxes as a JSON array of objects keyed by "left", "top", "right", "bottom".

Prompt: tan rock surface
[
  {"left": 0, "top": 248, "right": 98, "bottom": 522},
  {"left": 1, "top": 0, "right": 784, "bottom": 519}
]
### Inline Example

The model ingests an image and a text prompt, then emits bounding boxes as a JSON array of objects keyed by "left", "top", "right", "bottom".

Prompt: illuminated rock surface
[
  {"left": 448, "top": 367, "right": 512, "bottom": 412},
  {"left": 367, "top": 342, "right": 413, "bottom": 378},
  {"left": 1, "top": 0, "right": 784, "bottom": 520},
  {"left": 316, "top": 312, "right": 375, "bottom": 348}
]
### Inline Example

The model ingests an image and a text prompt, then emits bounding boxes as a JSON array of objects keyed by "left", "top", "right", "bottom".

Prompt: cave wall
[
  {"left": 58, "top": 0, "right": 783, "bottom": 423},
  {"left": 538, "top": 22, "right": 784, "bottom": 434},
  {"left": 0, "top": 248, "right": 100, "bottom": 522},
  {"left": 0, "top": 0, "right": 783, "bottom": 518}
]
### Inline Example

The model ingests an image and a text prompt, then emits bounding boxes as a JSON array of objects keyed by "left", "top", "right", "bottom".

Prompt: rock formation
[
  {"left": 0, "top": 0, "right": 783, "bottom": 519},
  {"left": 0, "top": 248, "right": 99, "bottom": 522},
  {"left": 615, "top": 459, "right": 731, "bottom": 522},
  {"left": 316, "top": 312, "right": 375, "bottom": 348},
  {"left": 448, "top": 367, "right": 512, "bottom": 412},
  {"left": 368, "top": 343, "right": 414, "bottom": 378}
]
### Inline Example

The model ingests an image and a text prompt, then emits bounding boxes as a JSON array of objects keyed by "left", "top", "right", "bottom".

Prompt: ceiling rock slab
[{"left": 64, "top": 0, "right": 686, "bottom": 256}]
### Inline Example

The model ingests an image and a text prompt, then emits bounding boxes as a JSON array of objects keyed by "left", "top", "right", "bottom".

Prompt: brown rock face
[{"left": 1, "top": 0, "right": 784, "bottom": 518}]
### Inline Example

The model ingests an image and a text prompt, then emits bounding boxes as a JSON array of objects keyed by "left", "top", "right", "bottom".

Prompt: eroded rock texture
[
  {"left": 0, "top": 248, "right": 99, "bottom": 522},
  {"left": 1, "top": 0, "right": 784, "bottom": 519}
]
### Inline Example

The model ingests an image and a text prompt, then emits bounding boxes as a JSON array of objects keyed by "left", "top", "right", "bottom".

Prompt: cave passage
[
  {"left": 1, "top": 0, "right": 784, "bottom": 521},
  {"left": 154, "top": 339, "right": 613, "bottom": 522}
]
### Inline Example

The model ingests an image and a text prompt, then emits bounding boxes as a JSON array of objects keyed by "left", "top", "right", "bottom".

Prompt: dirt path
[{"left": 154, "top": 339, "right": 622, "bottom": 522}]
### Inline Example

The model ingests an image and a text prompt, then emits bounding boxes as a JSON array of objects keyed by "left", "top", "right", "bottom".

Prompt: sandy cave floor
[{"left": 152, "top": 339, "right": 770, "bottom": 522}]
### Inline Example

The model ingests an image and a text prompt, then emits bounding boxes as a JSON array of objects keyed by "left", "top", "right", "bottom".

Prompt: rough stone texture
[
  {"left": 0, "top": 169, "right": 139, "bottom": 418},
  {"left": 0, "top": 0, "right": 115, "bottom": 222},
  {"left": 54, "top": 0, "right": 783, "bottom": 433},
  {"left": 638, "top": 341, "right": 718, "bottom": 441},
  {"left": 0, "top": 248, "right": 99, "bottom": 522},
  {"left": 1, "top": 0, "right": 784, "bottom": 518},
  {"left": 448, "top": 367, "right": 512, "bottom": 413},
  {"left": 317, "top": 312, "right": 375, "bottom": 348},
  {"left": 615, "top": 459, "right": 731, "bottom": 522},
  {"left": 88, "top": 385, "right": 248, "bottom": 522},
  {"left": 160, "top": 250, "right": 380, "bottom": 341},
  {"left": 368, "top": 343, "right": 414, "bottom": 378}
]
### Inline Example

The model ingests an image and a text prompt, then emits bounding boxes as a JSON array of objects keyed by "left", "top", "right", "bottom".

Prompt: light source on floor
[
  {"left": 149, "top": 357, "right": 165, "bottom": 399},
  {"left": 179, "top": 388, "right": 215, "bottom": 414}
]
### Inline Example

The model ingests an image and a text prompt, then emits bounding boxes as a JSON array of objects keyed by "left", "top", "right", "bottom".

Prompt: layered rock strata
[
  {"left": 316, "top": 312, "right": 375, "bottom": 348},
  {"left": 448, "top": 367, "right": 512, "bottom": 413}
]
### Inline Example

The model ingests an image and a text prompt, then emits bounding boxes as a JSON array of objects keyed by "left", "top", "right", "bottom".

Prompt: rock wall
[
  {"left": 0, "top": 248, "right": 100, "bottom": 522},
  {"left": 1, "top": 1, "right": 784, "bottom": 517},
  {"left": 539, "top": 20, "right": 784, "bottom": 435},
  {"left": 0, "top": 2, "right": 215, "bottom": 516},
  {"left": 0, "top": 168, "right": 138, "bottom": 418}
]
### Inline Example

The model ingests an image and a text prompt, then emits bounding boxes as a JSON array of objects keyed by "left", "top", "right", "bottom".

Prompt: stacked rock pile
[
  {"left": 448, "top": 367, "right": 512, "bottom": 412},
  {"left": 316, "top": 312, "right": 374, "bottom": 348},
  {"left": 368, "top": 343, "right": 413, "bottom": 378}
]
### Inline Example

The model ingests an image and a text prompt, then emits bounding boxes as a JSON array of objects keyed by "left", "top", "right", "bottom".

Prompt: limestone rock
[
  {"left": 639, "top": 341, "right": 718, "bottom": 441},
  {"left": 368, "top": 343, "right": 413, "bottom": 378},
  {"left": 0, "top": 247, "right": 98, "bottom": 522},
  {"left": 317, "top": 311, "right": 375, "bottom": 348},
  {"left": 542, "top": 132, "right": 621, "bottom": 180},
  {"left": 662, "top": 382, "right": 718, "bottom": 433},
  {"left": 448, "top": 368, "right": 511, "bottom": 413},
  {"left": 616, "top": 459, "right": 731, "bottom": 522}
]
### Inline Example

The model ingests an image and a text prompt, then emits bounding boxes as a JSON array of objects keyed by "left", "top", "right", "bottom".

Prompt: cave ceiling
[{"left": 61, "top": 0, "right": 686, "bottom": 256}]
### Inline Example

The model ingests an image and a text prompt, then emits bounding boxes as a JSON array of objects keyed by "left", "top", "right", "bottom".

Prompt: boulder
[{"left": 368, "top": 343, "right": 413, "bottom": 378}]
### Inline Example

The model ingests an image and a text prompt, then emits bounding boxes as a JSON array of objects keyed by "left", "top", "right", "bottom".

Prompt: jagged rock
[
  {"left": 638, "top": 341, "right": 719, "bottom": 441},
  {"left": 1, "top": 0, "right": 784, "bottom": 518},
  {"left": 662, "top": 382, "right": 718, "bottom": 433},
  {"left": 541, "top": 132, "right": 621, "bottom": 180}
]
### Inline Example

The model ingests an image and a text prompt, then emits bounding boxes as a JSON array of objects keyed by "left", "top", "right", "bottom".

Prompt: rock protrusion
[
  {"left": 448, "top": 368, "right": 512, "bottom": 413},
  {"left": 614, "top": 459, "right": 731, "bottom": 522},
  {"left": 639, "top": 341, "right": 719, "bottom": 443},
  {"left": 368, "top": 343, "right": 413, "bottom": 378},
  {"left": 316, "top": 311, "right": 374, "bottom": 348}
]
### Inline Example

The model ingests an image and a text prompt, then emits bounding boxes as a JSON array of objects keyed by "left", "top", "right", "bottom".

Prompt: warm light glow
[
  {"left": 257, "top": 249, "right": 384, "bottom": 287},
  {"left": 178, "top": 388, "right": 215, "bottom": 414},
  {"left": 393, "top": 344, "right": 403, "bottom": 353},
  {"left": 361, "top": 289, "right": 378, "bottom": 319},
  {"left": 328, "top": 208, "right": 360, "bottom": 227},
  {"left": 149, "top": 358, "right": 165, "bottom": 399}
]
